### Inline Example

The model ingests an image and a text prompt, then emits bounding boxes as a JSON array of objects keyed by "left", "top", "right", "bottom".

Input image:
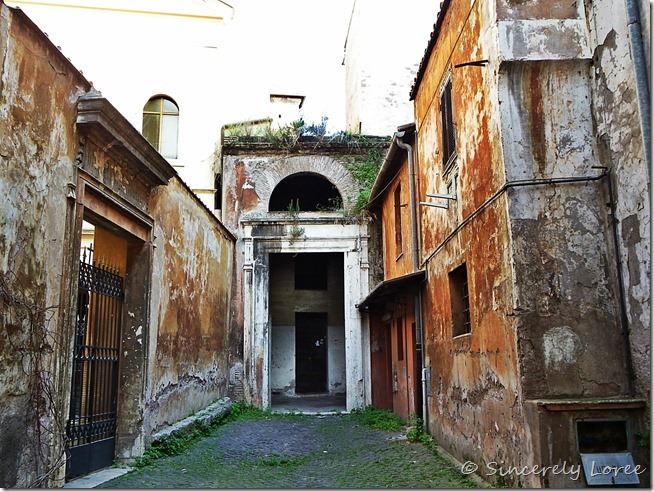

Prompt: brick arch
[{"left": 255, "top": 155, "right": 360, "bottom": 212}]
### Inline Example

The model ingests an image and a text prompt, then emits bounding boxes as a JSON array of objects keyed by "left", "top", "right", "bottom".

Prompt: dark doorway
[{"left": 295, "top": 312, "right": 328, "bottom": 393}]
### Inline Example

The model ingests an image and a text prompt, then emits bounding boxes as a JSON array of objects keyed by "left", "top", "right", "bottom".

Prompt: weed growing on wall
[
  {"left": 406, "top": 413, "right": 432, "bottom": 444},
  {"left": 343, "top": 147, "right": 385, "bottom": 213}
]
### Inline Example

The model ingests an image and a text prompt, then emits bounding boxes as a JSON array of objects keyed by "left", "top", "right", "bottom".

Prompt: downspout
[
  {"left": 624, "top": 0, "right": 651, "bottom": 178},
  {"left": 599, "top": 166, "right": 637, "bottom": 395},
  {"left": 395, "top": 132, "right": 428, "bottom": 430},
  {"left": 395, "top": 132, "right": 419, "bottom": 272}
]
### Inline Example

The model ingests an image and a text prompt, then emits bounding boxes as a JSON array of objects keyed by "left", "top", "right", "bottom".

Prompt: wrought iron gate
[{"left": 66, "top": 246, "right": 124, "bottom": 479}]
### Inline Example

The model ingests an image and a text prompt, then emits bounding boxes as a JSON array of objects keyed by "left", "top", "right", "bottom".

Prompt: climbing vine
[
  {"left": 0, "top": 267, "right": 66, "bottom": 487},
  {"left": 343, "top": 147, "right": 385, "bottom": 213}
]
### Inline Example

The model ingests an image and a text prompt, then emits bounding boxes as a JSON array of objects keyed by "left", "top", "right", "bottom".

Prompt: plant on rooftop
[{"left": 224, "top": 116, "right": 387, "bottom": 152}]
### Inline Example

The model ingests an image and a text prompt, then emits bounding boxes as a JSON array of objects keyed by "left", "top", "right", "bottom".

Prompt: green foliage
[
  {"left": 635, "top": 429, "right": 650, "bottom": 447},
  {"left": 286, "top": 199, "right": 301, "bottom": 215},
  {"left": 302, "top": 116, "right": 328, "bottom": 138},
  {"left": 222, "top": 402, "right": 274, "bottom": 423},
  {"left": 252, "top": 453, "right": 307, "bottom": 468},
  {"left": 132, "top": 421, "right": 214, "bottom": 468},
  {"left": 406, "top": 414, "right": 432, "bottom": 444},
  {"left": 343, "top": 148, "right": 385, "bottom": 213},
  {"left": 132, "top": 402, "right": 277, "bottom": 469},
  {"left": 350, "top": 406, "right": 403, "bottom": 431},
  {"left": 225, "top": 117, "right": 387, "bottom": 152}
]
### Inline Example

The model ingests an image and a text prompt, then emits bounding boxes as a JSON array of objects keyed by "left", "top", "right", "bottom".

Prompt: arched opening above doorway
[{"left": 268, "top": 172, "right": 342, "bottom": 212}]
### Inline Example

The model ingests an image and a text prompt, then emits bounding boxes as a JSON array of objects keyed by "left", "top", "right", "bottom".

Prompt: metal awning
[{"left": 357, "top": 270, "right": 426, "bottom": 311}]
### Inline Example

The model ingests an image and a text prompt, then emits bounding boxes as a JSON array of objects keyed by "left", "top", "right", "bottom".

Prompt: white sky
[
  {"left": 9, "top": 0, "right": 355, "bottom": 132},
  {"left": 225, "top": 0, "right": 355, "bottom": 131}
]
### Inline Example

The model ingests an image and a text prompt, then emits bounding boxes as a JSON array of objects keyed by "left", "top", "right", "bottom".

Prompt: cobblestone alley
[{"left": 98, "top": 412, "right": 480, "bottom": 489}]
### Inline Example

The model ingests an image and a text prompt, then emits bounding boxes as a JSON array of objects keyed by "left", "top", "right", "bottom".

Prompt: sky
[
  {"left": 8, "top": 0, "right": 355, "bottom": 133},
  {"left": 224, "top": 0, "right": 355, "bottom": 131}
]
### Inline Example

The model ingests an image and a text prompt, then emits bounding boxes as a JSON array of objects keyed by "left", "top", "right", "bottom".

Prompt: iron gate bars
[{"left": 66, "top": 246, "right": 124, "bottom": 477}]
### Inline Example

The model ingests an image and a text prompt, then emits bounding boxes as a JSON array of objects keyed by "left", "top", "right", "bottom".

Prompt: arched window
[
  {"left": 142, "top": 96, "right": 179, "bottom": 159},
  {"left": 269, "top": 173, "right": 342, "bottom": 212}
]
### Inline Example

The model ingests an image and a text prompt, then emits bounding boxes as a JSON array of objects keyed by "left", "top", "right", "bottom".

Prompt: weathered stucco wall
[
  {"left": 146, "top": 178, "right": 234, "bottom": 435},
  {"left": 413, "top": 0, "right": 529, "bottom": 481},
  {"left": 421, "top": 198, "right": 525, "bottom": 482},
  {"left": 381, "top": 166, "right": 416, "bottom": 279},
  {"left": 500, "top": 59, "right": 630, "bottom": 399},
  {"left": 584, "top": 0, "right": 651, "bottom": 402},
  {"left": 0, "top": 3, "right": 89, "bottom": 487},
  {"left": 412, "top": 0, "right": 648, "bottom": 486},
  {"left": 1, "top": 2, "right": 237, "bottom": 485}
]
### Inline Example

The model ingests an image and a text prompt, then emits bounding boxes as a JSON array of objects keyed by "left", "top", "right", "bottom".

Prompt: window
[
  {"left": 214, "top": 173, "right": 222, "bottom": 211},
  {"left": 394, "top": 183, "right": 403, "bottom": 257},
  {"left": 577, "top": 420, "right": 628, "bottom": 453},
  {"left": 449, "top": 263, "right": 471, "bottom": 337},
  {"left": 142, "top": 96, "right": 179, "bottom": 159},
  {"left": 440, "top": 77, "right": 456, "bottom": 170}
]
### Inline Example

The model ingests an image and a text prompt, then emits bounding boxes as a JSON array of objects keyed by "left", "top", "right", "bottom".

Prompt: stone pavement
[{"left": 98, "top": 413, "right": 481, "bottom": 489}]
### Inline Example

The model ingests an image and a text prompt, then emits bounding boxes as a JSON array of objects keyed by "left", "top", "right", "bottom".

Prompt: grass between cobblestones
[{"left": 100, "top": 404, "right": 480, "bottom": 489}]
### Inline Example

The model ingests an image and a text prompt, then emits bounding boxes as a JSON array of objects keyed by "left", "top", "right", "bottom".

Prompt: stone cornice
[{"left": 76, "top": 92, "right": 177, "bottom": 187}]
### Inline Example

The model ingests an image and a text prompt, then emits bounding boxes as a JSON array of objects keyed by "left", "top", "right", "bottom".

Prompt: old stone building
[
  {"left": 0, "top": 2, "right": 235, "bottom": 487},
  {"left": 390, "top": 0, "right": 650, "bottom": 487},
  {"left": 219, "top": 131, "right": 389, "bottom": 410},
  {"left": 1, "top": 0, "right": 650, "bottom": 488}
]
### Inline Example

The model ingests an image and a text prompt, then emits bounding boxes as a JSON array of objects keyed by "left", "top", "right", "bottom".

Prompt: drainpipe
[
  {"left": 395, "top": 132, "right": 419, "bottom": 272},
  {"left": 624, "top": 0, "right": 651, "bottom": 178},
  {"left": 395, "top": 132, "right": 428, "bottom": 430},
  {"left": 599, "top": 166, "right": 637, "bottom": 395}
]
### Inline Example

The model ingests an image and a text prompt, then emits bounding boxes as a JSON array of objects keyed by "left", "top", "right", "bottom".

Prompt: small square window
[
  {"left": 577, "top": 420, "right": 628, "bottom": 453},
  {"left": 449, "top": 263, "right": 471, "bottom": 337}
]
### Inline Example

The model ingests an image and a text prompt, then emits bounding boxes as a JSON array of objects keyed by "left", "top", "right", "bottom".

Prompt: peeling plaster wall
[
  {"left": 501, "top": 61, "right": 629, "bottom": 399},
  {"left": 413, "top": 0, "right": 648, "bottom": 486},
  {"left": 1, "top": 2, "right": 237, "bottom": 485},
  {"left": 584, "top": 0, "right": 651, "bottom": 402},
  {"left": 0, "top": 3, "right": 89, "bottom": 487},
  {"left": 146, "top": 178, "right": 234, "bottom": 435},
  {"left": 413, "top": 0, "right": 530, "bottom": 481},
  {"left": 410, "top": 0, "right": 652, "bottom": 486}
]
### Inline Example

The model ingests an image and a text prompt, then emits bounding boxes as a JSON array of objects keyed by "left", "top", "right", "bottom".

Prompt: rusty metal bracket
[{"left": 454, "top": 59, "right": 489, "bottom": 68}]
